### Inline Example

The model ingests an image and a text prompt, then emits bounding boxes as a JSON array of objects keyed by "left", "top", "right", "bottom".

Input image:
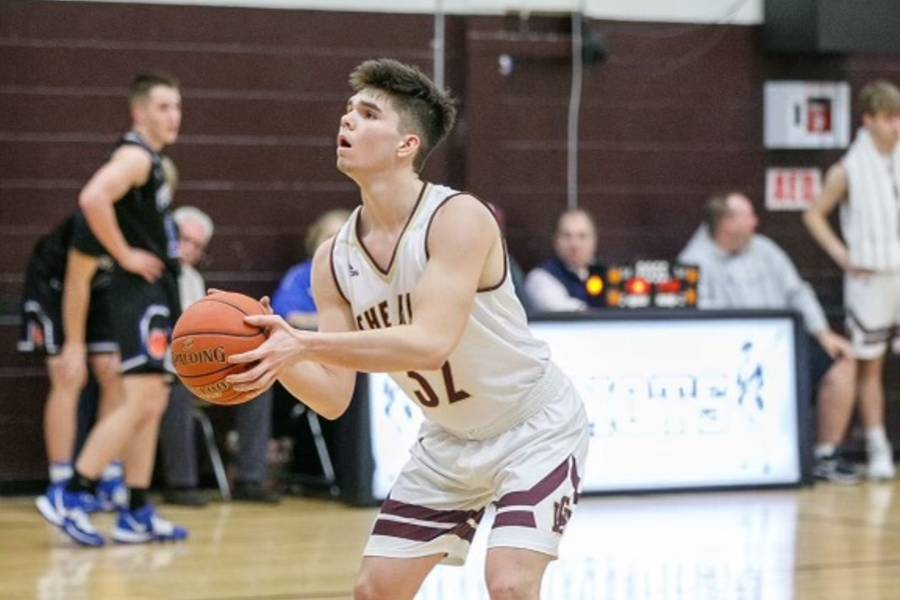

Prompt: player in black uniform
[
  {"left": 52, "top": 72, "right": 187, "bottom": 547},
  {"left": 20, "top": 212, "right": 128, "bottom": 526}
]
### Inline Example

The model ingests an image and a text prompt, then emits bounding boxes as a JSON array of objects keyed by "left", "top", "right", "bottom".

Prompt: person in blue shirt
[{"left": 272, "top": 209, "right": 350, "bottom": 330}]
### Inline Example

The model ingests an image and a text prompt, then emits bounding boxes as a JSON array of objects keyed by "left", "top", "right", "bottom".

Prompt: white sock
[
  {"left": 866, "top": 428, "right": 890, "bottom": 449},
  {"left": 814, "top": 443, "right": 836, "bottom": 459},
  {"left": 49, "top": 462, "right": 73, "bottom": 484},
  {"left": 102, "top": 461, "right": 124, "bottom": 482}
]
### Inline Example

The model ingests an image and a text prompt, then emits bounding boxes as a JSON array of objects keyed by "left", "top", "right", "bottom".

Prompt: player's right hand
[
  {"left": 121, "top": 248, "right": 165, "bottom": 282},
  {"left": 226, "top": 314, "right": 306, "bottom": 394}
]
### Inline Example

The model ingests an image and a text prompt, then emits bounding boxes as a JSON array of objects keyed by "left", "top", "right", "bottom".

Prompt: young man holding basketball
[
  {"left": 51, "top": 72, "right": 187, "bottom": 546},
  {"left": 229, "top": 59, "right": 589, "bottom": 600}
]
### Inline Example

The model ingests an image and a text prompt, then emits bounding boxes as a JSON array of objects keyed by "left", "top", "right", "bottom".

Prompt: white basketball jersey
[
  {"left": 840, "top": 130, "right": 900, "bottom": 271},
  {"left": 330, "top": 182, "right": 552, "bottom": 440}
]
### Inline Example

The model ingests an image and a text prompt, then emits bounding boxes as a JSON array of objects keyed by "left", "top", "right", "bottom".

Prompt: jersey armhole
[
  {"left": 423, "top": 193, "right": 508, "bottom": 293},
  {"left": 329, "top": 235, "right": 352, "bottom": 307}
]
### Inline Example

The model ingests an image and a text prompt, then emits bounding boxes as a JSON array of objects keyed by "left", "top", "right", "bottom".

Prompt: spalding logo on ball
[{"left": 171, "top": 291, "right": 268, "bottom": 406}]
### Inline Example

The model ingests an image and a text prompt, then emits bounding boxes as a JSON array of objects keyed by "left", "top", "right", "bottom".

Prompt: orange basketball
[{"left": 171, "top": 291, "right": 267, "bottom": 406}]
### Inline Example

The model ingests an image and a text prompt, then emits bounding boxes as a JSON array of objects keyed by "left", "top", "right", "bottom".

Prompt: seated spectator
[
  {"left": 159, "top": 200, "right": 280, "bottom": 505},
  {"left": 679, "top": 191, "right": 859, "bottom": 484},
  {"left": 272, "top": 209, "right": 350, "bottom": 329},
  {"left": 524, "top": 208, "right": 601, "bottom": 312}
]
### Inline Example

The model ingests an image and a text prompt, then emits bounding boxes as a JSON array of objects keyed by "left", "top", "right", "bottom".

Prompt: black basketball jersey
[
  {"left": 26, "top": 212, "right": 113, "bottom": 291},
  {"left": 112, "top": 132, "right": 180, "bottom": 274}
]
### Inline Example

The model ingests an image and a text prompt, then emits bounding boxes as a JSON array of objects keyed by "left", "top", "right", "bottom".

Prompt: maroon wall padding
[{"left": 1, "top": 2, "right": 896, "bottom": 481}]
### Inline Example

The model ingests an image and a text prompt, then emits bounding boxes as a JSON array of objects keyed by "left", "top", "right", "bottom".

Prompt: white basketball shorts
[
  {"left": 844, "top": 272, "right": 900, "bottom": 359},
  {"left": 364, "top": 375, "right": 590, "bottom": 566}
]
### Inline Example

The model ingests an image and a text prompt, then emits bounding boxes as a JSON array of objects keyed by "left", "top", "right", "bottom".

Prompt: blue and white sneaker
[
  {"left": 35, "top": 482, "right": 66, "bottom": 527},
  {"left": 58, "top": 489, "right": 105, "bottom": 548},
  {"left": 96, "top": 476, "right": 129, "bottom": 512},
  {"left": 112, "top": 504, "right": 188, "bottom": 544}
]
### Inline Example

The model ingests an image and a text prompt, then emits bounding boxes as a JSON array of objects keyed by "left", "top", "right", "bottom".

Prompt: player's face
[
  {"left": 863, "top": 110, "right": 900, "bottom": 152},
  {"left": 336, "top": 90, "right": 412, "bottom": 176},
  {"left": 554, "top": 213, "right": 596, "bottom": 271},
  {"left": 133, "top": 85, "right": 182, "bottom": 149}
]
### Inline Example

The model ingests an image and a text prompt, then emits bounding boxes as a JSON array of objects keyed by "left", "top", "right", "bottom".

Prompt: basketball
[{"left": 171, "top": 291, "right": 267, "bottom": 406}]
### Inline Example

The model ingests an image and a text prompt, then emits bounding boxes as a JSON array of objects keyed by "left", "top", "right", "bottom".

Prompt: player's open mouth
[{"left": 338, "top": 135, "right": 352, "bottom": 148}]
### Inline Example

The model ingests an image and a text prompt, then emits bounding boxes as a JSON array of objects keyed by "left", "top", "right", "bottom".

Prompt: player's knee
[
  {"left": 486, "top": 571, "right": 536, "bottom": 600},
  {"left": 352, "top": 572, "right": 390, "bottom": 600},
  {"left": 91, "top": 356, "right": 121, "bottom": 389},
  {"left": 127, "top": 394, "right": 167, "bottom": 424},
  {"left": 47, "top": 363, "right": 87, "bottom": 392}
]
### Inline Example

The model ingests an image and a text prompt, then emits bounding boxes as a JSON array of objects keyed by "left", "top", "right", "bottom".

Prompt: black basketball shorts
[
  {"left": 111, "top": 269, "right": 181, "bottom": 376},
  {"left": 18, "top": 271, "right": 117, "bottom": 356}
]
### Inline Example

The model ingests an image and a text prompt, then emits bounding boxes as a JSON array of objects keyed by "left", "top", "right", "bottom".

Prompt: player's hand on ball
[{"left": 226, "top": 314, "right": 305, "bottom": 393}]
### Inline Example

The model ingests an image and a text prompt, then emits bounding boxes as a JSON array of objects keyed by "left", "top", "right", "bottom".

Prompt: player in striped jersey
[
  {"left": 804, "top": 80, "right": 900, "bottom": 480},
  {"left": 228, "top": 59, "right": 589, "bottom": 600}
]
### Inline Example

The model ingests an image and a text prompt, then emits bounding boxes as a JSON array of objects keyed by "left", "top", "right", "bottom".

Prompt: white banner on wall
[
  {"left": 764, "top": 81, "right": 851, "bottom": 149},
  {"left": 369, "top": 315, "right": 803, "bottom": 500},
  {"left": 765, "top": 167, "right": 822, "bottom": 211}
]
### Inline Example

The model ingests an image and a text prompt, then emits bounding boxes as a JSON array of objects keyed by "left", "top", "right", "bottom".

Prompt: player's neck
[
  {"left": 131, "top": 126, "right": 165, "bottom": 152},
  {"left": 357, "top": 173, "right": 424, "bottom": 234}
]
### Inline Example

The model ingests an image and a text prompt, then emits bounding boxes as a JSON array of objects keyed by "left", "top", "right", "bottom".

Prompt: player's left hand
[{"left": 226, "top": 313, "right": 308, "bottom": 393}]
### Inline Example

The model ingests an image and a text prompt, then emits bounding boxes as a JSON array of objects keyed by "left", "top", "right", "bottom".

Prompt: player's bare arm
[
  {"left": 79, "top": 145, "right": 164, "bottom": 282},
  {"left": 235, "top": 241, "right": 359, "bottom": 420},
  {"left": 802, "top": 163, "right": 864, "bottom": 274},
  {"left": 54, "top": 249, "right": 100, "bottom": 383},
  {"left": 228, "top": 196, "right": 500, "bottom": 406}
]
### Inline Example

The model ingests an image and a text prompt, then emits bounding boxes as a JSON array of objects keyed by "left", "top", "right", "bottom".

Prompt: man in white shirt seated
[
  {"left": 679, "top": 191, "right": 859, "bottom": 484},
  {"left": 524, "top": 209, "right": 603, "bottom": 312}
]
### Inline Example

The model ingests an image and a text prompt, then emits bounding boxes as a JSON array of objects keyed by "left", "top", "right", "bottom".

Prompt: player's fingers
[
  {"left": 226, "top": 362, "right": 267, "bottom": 386},
  {"left": 259, "top": 296, "right": 274, "bottom": 315},
  {"left": 207, "top": 288, "right": 224, "bottom": 295},
  {"left": 228, "top": 347, "right": 264, "bottom": 364},
  {"left": 244, "top": 314, "right": 283, "bottom": 329}
]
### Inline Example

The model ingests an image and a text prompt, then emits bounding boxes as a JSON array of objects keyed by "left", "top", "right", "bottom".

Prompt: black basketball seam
[
  {"left": 173, "top": 331, "right": 263, "bottom": 339},
  {"left": 198, "top": 296, "right": 259, "bottom": 317},
  {"left": 179, "top": 363, "right": 247, "bottom": 379}
]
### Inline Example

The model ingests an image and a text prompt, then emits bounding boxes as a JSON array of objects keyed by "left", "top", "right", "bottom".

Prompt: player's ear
[{"left": 397, "top": 134, "right": 420, "bottom": 159}]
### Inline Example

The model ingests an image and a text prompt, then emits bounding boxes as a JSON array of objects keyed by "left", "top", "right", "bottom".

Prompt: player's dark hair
[
  {"left": 349, "top": 58, "right": 456, "bottom": 172},
  {"left": 130, "top": 71, "right": 180, "bottom": 103},
  {"left": 858, "top": 80, "right": 900, "bottom": 117}
]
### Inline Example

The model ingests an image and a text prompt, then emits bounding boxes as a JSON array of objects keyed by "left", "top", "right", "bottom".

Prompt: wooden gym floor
[{"left": 2, "top": 481, "right": 900, "bottom": 600}]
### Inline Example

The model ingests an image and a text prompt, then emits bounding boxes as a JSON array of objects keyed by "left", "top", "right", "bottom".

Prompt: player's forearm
[
  {"left": 303, "top": 323, "right": 452, "bottom": 373},
  {"left": 278, "top": 361, "right": 355, "bottom": 420},
  {"left": 79, "top": 193, "right": 131, "bottom": 263},
  {"left": 802, "top": 210, "right": 848, "bottom": 267}
]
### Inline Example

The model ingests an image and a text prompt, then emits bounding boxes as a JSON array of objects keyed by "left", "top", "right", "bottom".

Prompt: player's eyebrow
[{"left": 347, "top": 98, "right": 383, "bottom": 113}]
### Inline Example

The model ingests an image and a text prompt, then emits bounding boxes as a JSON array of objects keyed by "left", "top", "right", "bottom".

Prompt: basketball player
[
  {"left": 52, "top": 72, "right": 187, "bottom": 546},
  {"left": 803, "top": 80, "right": 900, "bottom": 480},
  {"left": 19, "top": 212, "right": 128, "bottom": 525},
  {"left": 228, "top": 59, "right": 590, "bottom": 600}
]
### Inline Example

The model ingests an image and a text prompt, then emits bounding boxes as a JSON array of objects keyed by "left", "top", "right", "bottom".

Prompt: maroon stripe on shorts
[
  {"left": 493, "top": 510, "right": 537, "bottom": 529},
  {"left": 381, "top": 498, "right": 477, "bottom": 524},
  {"left": 372, "top": 519, "right": 451, "bottom": 542},
  {"left": 373, "top": 505, "right": 486, "bottom": 543},
  {"left": 496, "top": 458, "right": 570, "bottom": 508}
]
